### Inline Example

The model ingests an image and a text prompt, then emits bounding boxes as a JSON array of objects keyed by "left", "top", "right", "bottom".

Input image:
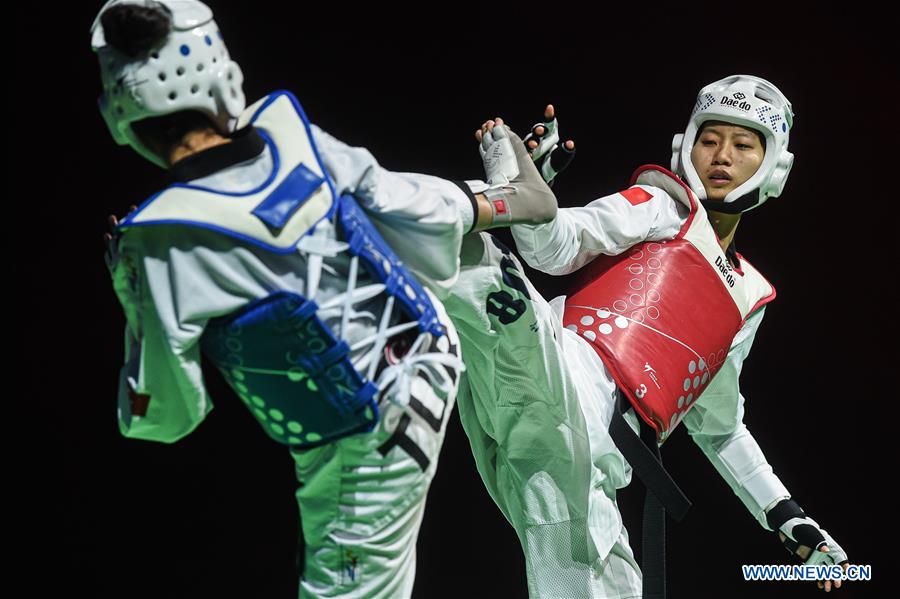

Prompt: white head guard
[
  {"left": 90, "top": 0, "right": 246, "bottom": 168},
  {"left": 671, "top": 75, "right": 794, "bottom": 213}
]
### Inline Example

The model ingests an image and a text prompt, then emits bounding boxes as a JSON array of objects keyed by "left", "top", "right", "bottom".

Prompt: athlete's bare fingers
[
  {"left": 834, "top": 567, "right": 846, "bottom": 589},
  {"left": 564, "top": 140, "right": 575, "bottom": 150},
  {"left": 544, "top": 104, "right": 554, "bottom": 120}
]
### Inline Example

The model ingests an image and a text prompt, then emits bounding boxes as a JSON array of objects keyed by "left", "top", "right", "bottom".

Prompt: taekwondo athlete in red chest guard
[{"left": 507, "top": 76, "right": 850, "bottom": 597}]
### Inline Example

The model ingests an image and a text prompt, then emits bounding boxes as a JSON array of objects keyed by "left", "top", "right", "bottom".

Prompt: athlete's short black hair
[{"left": 100, "top": 2, "right": 172, "bottom": 58}]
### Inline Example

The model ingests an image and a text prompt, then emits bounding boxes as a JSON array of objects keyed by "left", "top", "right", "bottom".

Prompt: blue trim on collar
[
  {"left": 118, "top": 129, "right": 281, "bottom": 230},
  {"left": 118, "top": 90, "right": 338, "bottom": 239},
  {"left": 261, "top": 90, "right": 338, "bottom": 222},
  {"left": 169, "top": 129, "right": 281, "bottom": 197},
  {"left": 115, "top": 214, "right": 324, "bottom": 255}
]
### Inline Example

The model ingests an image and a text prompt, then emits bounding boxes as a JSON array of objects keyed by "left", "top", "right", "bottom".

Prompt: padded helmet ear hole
[
  {"left": 766, "top": 150, "right": 794, "bottom": 200},
  {"left": 219, "top": 61, "right": 245, "bottom": 120},
  {"left": 778, "top": 149, "right": 794, "bottom": 169}
]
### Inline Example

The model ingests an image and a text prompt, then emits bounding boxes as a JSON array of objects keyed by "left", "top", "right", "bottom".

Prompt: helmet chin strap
[{"left": 700, "top": 189, "right": 760, "bottom": 215}]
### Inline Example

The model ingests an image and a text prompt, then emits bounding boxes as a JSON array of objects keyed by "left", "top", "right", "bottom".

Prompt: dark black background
[{"left": 20, "top": 2, "right": 895, "bottom": 597}]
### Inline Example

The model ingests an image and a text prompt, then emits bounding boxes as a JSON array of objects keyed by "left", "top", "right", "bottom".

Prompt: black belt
[{"left": 609, "top": 389, "right": 692, "bottom": 599}]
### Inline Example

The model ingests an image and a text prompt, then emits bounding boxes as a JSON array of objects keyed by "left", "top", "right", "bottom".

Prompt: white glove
[{"left": 478, "top": 120, "right": 519, "bottom": 186}]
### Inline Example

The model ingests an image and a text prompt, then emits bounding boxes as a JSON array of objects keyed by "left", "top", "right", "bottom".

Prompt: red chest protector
[{"left": 563, "top": 166, "right": 775, "bottom": 442}]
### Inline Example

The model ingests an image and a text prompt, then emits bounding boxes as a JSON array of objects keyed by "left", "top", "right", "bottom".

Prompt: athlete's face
[{"left": 690, "top": 122, "right": 765, "bottom": 201}]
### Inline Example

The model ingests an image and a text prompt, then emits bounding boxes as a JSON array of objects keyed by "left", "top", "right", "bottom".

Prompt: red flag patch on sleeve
[{"left": 619, "top": 187, "right": 654, "bottom": 206}]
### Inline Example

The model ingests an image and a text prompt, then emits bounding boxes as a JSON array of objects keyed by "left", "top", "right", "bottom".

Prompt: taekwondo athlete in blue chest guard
[
  {"left": 93, "top": 1, "right": 561, "bottom": 595},
  {"left": 119, "top": 91, "right": 448, "bottom": 448}
]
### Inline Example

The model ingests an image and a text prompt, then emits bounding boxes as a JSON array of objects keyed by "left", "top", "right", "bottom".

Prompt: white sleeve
[
  {"left": 311, "top": 125, "right": 476, "bottom": 299},
  {"left": 110, "top": 229, "right": 242, "bottom": 443},
  {"left": 510, "top": 184, "right": 687, "bottom": 275},
  {"left": 681, "top": 307, "right": 791, "bottom": 530}
]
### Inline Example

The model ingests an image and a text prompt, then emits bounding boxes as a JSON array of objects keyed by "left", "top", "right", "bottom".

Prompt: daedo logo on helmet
[
  {"left": 719, "top": 94, "right": 752, "bottom": 112},
  {"left": 715, "top": 256, "right": 736, "bottom": 288}
]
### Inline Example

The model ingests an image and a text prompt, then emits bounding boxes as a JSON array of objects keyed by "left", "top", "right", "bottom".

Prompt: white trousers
[
  {"left": 291, "top": 299, "right": 461, "bottom": 598},
  {"left": 457, "top": 316, "right": 643, "bottom": 598}
]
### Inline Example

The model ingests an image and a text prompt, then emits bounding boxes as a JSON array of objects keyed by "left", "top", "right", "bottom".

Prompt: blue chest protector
[
  {"left": 200, "top": 194, "right": 445, "bottom": 448},
  {"left": 121, "top": 91, "right": 444, "bottom": 448}
]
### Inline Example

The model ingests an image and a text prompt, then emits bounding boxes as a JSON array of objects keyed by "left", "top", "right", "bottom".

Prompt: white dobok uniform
[
  {"left": 446, "top": 181, "right": 792, "bottom": 598},
  {"left": 107, "top": 98, "right": 476, "bottom": 598}
]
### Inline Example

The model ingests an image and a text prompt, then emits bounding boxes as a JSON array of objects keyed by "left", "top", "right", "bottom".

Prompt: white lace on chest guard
[{"left": 118, "top": 92, "right": 461, "bottom": 442}]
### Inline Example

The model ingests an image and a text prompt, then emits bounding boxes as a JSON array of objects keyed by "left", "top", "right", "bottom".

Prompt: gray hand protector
[
  {"left": 479, "top": 125, "right": 557, "bottom": 226},
  {"left": 766, "top": 499, "right": 849, "bottom": 566}
]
